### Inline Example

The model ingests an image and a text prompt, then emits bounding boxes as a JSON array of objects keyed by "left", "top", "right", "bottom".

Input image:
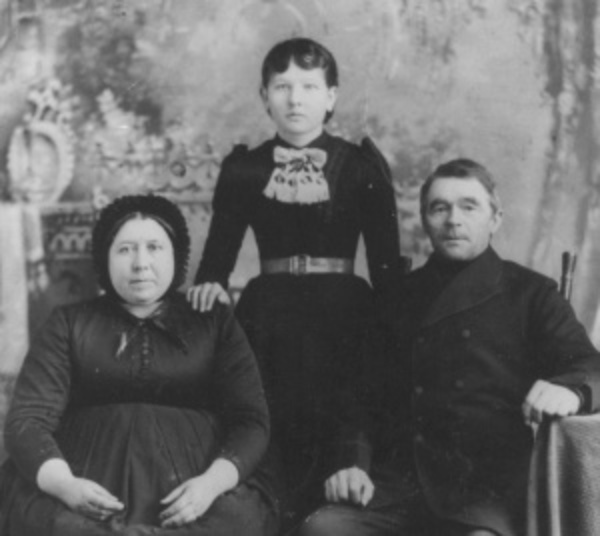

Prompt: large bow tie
[
  {"left": 273, "top": 146, "right": 327, "bottom": 169},
  {"left": 263, "top": 146, "right": 330, "bottom": 204}
]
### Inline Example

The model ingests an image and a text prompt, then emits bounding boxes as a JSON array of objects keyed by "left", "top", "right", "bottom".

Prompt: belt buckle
[{"left": 290, "top": 255, "right": 308, "bottom": 275}]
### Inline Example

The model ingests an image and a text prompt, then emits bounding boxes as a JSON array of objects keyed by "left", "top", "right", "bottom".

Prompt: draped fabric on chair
[{"left": 528, "top": 416, "right": 600, "bottom": 536}]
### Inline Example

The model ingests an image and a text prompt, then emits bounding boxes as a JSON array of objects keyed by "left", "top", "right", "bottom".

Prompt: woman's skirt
[{"left": 0, "top": 403, "right": 278, "bottom": 536}]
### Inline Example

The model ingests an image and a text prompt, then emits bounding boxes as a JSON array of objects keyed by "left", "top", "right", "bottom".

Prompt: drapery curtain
[{"left": 0, "top": 203, "right": 44, "bottom": 375}]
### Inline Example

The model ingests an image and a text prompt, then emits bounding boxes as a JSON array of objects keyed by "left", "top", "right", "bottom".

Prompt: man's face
[{"left": 423, "top": 177, "right": 502, "bottom": 261}]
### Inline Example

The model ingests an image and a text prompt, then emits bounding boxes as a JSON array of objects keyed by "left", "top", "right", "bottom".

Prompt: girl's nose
[{"left": 288, "top": 85, "right": 301, "bottom": 104}]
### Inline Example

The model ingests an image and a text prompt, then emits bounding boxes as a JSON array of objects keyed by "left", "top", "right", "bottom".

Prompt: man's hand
[
  {"left": 186, "top": 282, "right": 230, "bottom": 312},
  {"left": 522, "top": 379, "right": 581, "bottom": 425},
  {"left": 324, "top": 467, "right": 374, "bottom": 507}
]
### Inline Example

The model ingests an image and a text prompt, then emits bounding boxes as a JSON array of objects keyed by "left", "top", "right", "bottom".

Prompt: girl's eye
[
  {"left": 148, "top": 243, "right": 162, "bottom": 252},
  {"left": 117, "top": 245, "right": 131, "bottom": 254}
]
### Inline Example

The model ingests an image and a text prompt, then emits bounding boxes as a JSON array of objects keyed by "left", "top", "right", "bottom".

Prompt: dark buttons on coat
[
  {"left": 415, "top": 433, "right": 425, "bottom": 444},
  {"left": 416, "top": 335, "right": 425, "bottom": 344},
  {"left": 461, "top": 328, "right": 471, "bottom": 339},
  {"left": 454, "top": 379, "right": 465, "bottom": 389},
  {"left": 414, "top": 385, "right": 424, "bottom": 396}
]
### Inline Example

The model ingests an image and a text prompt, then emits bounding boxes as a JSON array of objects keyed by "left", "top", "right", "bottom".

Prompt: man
[
  {"left": 293, "top": 159, "right": 600, "bottom": 536},
  {"left": 378, "top": 158, "right": 600, "bottom": 536}
]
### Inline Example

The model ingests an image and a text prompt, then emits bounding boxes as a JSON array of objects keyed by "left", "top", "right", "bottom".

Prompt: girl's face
[
  {"left": 261, "top": 61, "right": 337, "bottom": 147},
  {"left": 109, "top": 217, "right": 175, "bottom": 317}
]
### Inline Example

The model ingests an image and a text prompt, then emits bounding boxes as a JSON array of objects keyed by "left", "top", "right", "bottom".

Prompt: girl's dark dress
[
  {"left": 0, "top": 294, "right": 278, "bottom": 536},
  {"left": 195, "top": 131, "right": 400, "bottom": 516}
]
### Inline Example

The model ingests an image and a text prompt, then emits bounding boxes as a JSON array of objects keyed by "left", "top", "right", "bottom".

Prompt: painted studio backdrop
[{"left": 0, "top": 0, "right": 599, "bottom": 459}]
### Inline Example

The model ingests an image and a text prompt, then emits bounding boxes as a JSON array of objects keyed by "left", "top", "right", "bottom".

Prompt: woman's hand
[
  {"left": 159, "top": 475, "right": 220, "bottom": 528},
  {"left": 186, "top": 282, "right": 230, "bottom": 312},
  {"left": 57, "top": 477, "right": 124, "bottom": 521},
  {"left": 37, "top": 458, "right": 123, "bottom": 521},
  {"left": 159, "top": 458, "right": 239, "bottom": 528}
]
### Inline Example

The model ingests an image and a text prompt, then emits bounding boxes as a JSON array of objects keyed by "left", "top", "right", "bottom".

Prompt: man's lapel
[{"left": 421, "top": 248, "right": 504, "bottom": 328}]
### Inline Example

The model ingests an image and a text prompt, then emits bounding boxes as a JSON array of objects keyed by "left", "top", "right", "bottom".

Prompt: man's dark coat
[{"left": 380, "top": 248, "right": 600, "bottom": 536}]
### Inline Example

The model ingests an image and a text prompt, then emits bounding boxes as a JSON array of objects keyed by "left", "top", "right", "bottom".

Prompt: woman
[
  {"left": 187, "top": 38, "right": 401, "bottom": 526},
  {"left": 0, "top": 194, "right": 278, "bottom": 536}
]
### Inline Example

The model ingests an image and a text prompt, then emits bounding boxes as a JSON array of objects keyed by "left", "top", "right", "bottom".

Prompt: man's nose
[{"left": 446, "top": 206, "right": 462, "bottom": 225}]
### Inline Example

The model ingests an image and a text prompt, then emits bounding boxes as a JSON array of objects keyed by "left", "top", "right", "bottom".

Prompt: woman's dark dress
[
  {"left": 195, "top": 131, "right": 400, "bottom": 516},
  {"left": 0, "top": 294, "right": 278, "bottom": 536}
]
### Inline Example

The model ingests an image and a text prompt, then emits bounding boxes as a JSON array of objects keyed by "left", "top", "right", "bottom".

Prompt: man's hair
[
  {"left": 420, "top": 158, "right": 502, "bottom": 217},
  {"left": 261, "top": 37, "right": 338, "bottom": 122}
]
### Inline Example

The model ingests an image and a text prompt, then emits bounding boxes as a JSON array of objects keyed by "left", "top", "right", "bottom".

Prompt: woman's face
[
  {"left": 261, "top": 61, "right": 337, "bottom": 147},
  {"left": 108, "top": 217, "right": 175, "bottom": 314}
]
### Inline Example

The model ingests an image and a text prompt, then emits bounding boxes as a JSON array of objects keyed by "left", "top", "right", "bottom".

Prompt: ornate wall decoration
[
  {"left": 42, "top": 202, "right": 95, "bottom": 260},
  {"left": 78, "top": 88, "right": 221, "bottom": 207},
  {"left": 7, "top": 78, "right": 76, "bottom": 202}
]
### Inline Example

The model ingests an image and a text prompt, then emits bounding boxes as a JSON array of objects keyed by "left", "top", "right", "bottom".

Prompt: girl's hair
[
  {"left": 261, "top": 37, "right": 338, "bottom": 122},
  {"left": 92, "top": 194, "right": 190, "bottom": 299}
]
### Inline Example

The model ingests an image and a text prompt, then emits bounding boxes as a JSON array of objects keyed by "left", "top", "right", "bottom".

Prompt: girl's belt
[{"left": 261, "top": 256, "right": 354, "bottom": 276}]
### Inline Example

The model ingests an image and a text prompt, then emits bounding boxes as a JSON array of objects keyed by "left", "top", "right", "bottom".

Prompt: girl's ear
[
  {"left": 260, "top": 87, "right": 271, "bottom": 116},
  {"left": 326, "top": 86, "right": 338, "bottom": 112}
]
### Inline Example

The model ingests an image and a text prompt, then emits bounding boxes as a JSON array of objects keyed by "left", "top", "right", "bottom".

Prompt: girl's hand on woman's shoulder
[
  {"left": 186, "top": 282, "right": 230, "bottom": 312},
  {"left": 324, "top": 466, "right": 375, "bottom": 507}
]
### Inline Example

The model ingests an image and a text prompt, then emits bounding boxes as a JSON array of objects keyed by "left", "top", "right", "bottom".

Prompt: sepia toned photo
[{"left": 0, "top": 1, "right": 599, "bottom": 535}]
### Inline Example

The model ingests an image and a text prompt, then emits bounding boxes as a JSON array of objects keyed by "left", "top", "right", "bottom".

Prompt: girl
[{"left": 187, "top": 37, "right": 401, "bottom": 530}]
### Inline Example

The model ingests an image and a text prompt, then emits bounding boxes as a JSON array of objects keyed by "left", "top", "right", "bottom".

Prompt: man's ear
[{"left": 491, "top": 208, "right": 503, "bottom": 235}]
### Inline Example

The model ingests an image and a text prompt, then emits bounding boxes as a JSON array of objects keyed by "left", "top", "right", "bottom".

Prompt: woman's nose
[{"left": 133, "top": 248, "right": 150, "bottom": 270}]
